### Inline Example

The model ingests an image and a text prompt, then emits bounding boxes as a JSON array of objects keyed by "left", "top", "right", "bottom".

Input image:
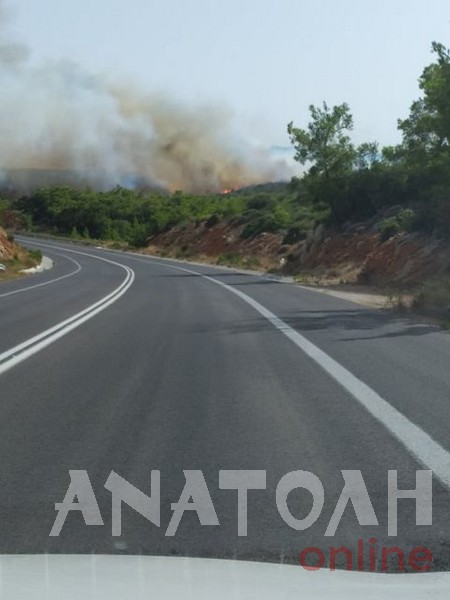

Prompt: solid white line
[
  {"left": 0, "top": 245, "right": 135, "bottom": 376},
  {"left": 14, "top": 244, "right": 450, "bottom": 488},
  {"left": 0, "top": 252, "right": 82, "bottom": 299},
  {"left": 137, "top": 257, "right": 450, "bottom": 490}
]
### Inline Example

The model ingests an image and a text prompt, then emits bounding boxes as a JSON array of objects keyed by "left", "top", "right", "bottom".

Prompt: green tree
[
  {"left": 395, "top": 42, "right": 450, "bottom": 233},
  {"left": 355, "top": 142, "right": 379, "bottom": 169},
  {"left": 399, "top": 42, "right": 450, "bottom": 159},
  {"left": 288, "top": 102, "right": 385, "bottom": 223},
  {"left": 287, "top": 102, "right": 356, "bottom": 178}
]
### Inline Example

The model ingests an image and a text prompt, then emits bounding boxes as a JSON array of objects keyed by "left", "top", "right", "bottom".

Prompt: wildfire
[{"left": 221, "top": 188, "right": 234, "bottom": 195}]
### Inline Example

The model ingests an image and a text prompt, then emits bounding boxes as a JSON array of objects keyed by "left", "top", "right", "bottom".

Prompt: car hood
[{"left": 0, "top": 555, "right": 449, "bottom": 599}]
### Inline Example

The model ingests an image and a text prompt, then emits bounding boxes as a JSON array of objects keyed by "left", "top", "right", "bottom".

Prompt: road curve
[{"left": 0, "top": 236, "right": 449, "bottom": 569}]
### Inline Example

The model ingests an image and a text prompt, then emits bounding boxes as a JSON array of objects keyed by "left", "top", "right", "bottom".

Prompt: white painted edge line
[
  {"left": 0, "top": 252, "right": 82, "bottom": 299},
  {"left": 12, "top": 243, "right": 450, "bottom": 489},
  {"left": 0, "top": 244, "right": 135, "bottom": 375},
  {"left": 102, "top": 246, "right": 385, "bottom": 310},
  {"left": 140, "top": 257, "right": 450, "bottom": 490}
]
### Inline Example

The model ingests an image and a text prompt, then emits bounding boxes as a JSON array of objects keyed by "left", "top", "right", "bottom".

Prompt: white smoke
[{"left": 0, "top": 1, "right": 292, "bottom": 193}]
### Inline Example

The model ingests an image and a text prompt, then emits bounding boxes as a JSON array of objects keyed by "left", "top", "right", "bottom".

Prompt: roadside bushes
[
  {"left": 413, "top": 279, "right": 450, "bottom": 317},
  {"left": 216, "top": 252, "right": 261, "bottom": 269}
]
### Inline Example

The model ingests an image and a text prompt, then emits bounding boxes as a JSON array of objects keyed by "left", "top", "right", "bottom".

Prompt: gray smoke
[{"left": 0, "top": 1, "right": 291, "bottom": 193}]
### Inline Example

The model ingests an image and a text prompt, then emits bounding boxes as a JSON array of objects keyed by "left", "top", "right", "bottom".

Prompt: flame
[{"left": 221, "top": 188, "right": 233, "bottom": 195}]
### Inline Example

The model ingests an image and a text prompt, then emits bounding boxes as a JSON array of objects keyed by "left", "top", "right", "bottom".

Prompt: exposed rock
[
  {"left": 289, "top": 231, "right": 450, "bottom": 286},
  {"left": 146, "top": 221, "right": 282, "bottom": 270},
  {"left": 0, "top": 227, "right": 17, "bottom": 260},
  {"left": 145, "top": 220, "right": 450, "bottom": 287}
]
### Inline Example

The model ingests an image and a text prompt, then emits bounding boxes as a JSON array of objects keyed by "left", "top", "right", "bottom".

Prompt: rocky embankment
[
  {"left": 285, "top": 227, "right": 450, "bottom": 287},
  {"left": 144, "top": 219, "right": 450, "bottom": 319},
  {"left": 0, "top": 227, "right": 41, "bottom": 279},
  {"left": 0, "top": 227, "right": 19, "bottom": 262},
  {"left": 145, "top": 221, "right": 450, "bottom": 287}
]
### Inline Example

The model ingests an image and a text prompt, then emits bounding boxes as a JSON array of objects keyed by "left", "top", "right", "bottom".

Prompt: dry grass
[
  {"left": 412, "top": 279, "right": 450, "bottom": 319},
  {"left": 0, "top": 249, "right": 42, "bottom": 283}
]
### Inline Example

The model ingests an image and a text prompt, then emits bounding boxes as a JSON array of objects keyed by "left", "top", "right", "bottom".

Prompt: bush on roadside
[
  {"left": 216, "top": 253, "right": 261, "bottom": 269},
  {"left": 216, "top": 252, "right": 243, "bottom": 267},
  {"left": 412, "top": 279, "right": 450, "bottom": 317}
]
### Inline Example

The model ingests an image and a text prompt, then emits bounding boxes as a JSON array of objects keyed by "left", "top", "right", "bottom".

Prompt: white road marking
[
  {"left": 0, "top": 252, "right": 82, "bottom": 299},
  {"left": 137, "top": 257, "right": 450, "bottom": 490},
  {"left": 0, "top": 244, "right": 135, "bottom": 375},
  {"left": 9, "top": 241, "right": 450, "bottom": 489}
]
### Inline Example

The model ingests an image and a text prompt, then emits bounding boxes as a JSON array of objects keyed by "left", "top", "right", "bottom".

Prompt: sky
[{"left": 6, "top": 0, "right": 450, "bottom": 153}]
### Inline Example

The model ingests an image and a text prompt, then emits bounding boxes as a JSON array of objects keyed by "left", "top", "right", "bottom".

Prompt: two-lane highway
[{"left": 1, "top": 237, "right": 450, "bottom": 569}]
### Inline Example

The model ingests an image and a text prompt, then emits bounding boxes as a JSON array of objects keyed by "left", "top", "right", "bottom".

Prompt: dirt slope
[
  {"left": 0, "top": 227, "right": 18, "bottom": 261},
  {"left": 145, "top": 221, "right": 450, "bottom": 289}
]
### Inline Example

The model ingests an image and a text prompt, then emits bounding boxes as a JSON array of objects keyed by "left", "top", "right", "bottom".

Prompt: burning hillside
[{"left": 0, "top": 1, "right": 292, "bottom": 194}]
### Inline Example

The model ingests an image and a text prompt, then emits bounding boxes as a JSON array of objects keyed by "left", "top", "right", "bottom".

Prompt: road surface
[{"left": 1, "top": 236, "right": 450, "bottom": 570}]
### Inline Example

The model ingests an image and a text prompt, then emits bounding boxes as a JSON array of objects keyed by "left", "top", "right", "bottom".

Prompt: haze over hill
[{"left": 0, "top": 1, "right": 292, "bottom": 194}]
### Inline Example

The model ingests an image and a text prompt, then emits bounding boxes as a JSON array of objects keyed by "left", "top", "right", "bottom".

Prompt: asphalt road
[{"left": 1, "top": 236, "right": 450, "bottom": 570}]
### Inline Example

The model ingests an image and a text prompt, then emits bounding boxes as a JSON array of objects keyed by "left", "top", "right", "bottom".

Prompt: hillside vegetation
[{"left": 1, "top": 42, "right": 450, "bottom": 316}]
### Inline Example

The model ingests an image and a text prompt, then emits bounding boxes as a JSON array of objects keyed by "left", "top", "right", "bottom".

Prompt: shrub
[
  {"left": 397, "top": 208, "right": 415, "bottom": 230},
  {"left": 28, "top": 249, "right": 42, "bottom": 262},
  {"left": 216, "top": 252, "right": 242, "bottom": 267},
  {"left": 240, "top": 214, "right": 280, "bottom": 239},
  {"left": 378, "top": 217, "right": 401, "bottom": 241},
  {"left": 283, "top": 226, "right": 307, "bottom": 245},
  {"left": 413, "top": 279, "right": 450, "bottom": 316},
  {"left": 216, "top": 253, "right": 261, "bottom": 269},
  {"left": 378, "top": 209, "right": 415, "bottom": 241},
  {"left": 205, "top": 213, "right": 220, "bottom": 228}
]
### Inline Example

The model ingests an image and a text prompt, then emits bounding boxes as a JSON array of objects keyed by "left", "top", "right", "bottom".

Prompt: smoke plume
[{"left": 0, "top": 2, "right": 291, "bottom": 193}]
